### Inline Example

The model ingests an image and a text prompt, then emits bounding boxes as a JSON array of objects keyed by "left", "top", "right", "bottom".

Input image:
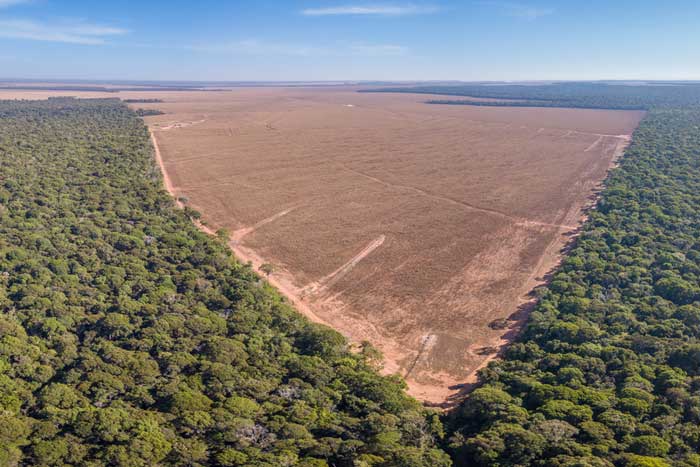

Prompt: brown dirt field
[
  {"left": 0, "top": 86, "right": 644, "bottom": 404},
  {"left": 140, "top": 87, "right": 643, "bottom": 404}
]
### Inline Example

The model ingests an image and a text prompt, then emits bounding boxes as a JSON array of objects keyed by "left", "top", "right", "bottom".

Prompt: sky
[{"left": 0, "top": 0, "right": 699, "bottom": 82}]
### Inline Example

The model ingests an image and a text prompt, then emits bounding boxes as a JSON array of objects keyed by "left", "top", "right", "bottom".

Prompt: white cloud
[
  {"left": 349, "top": 43, "right": 408, "bottom": 56},
  {"left": 301, "top": 4, "right": 439, "bottom": 16},
  {"left": 0, "top": 18, "right": 128, "bottom": 44},
  {"left": 0, "top": 0, "right": 30, "bottom": 7},
  {"left": 189, "top": 39, "right": 324, "bottom": 56},
  {"left": 190, "top": 39, "right": 409, "bottom": 57},
  {"left": 477, "top": 1, "right": 553, "bottom": 20}
]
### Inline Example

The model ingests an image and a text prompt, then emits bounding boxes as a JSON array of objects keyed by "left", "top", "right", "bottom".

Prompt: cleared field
[
  {"left": 136, "top": 88, "right": 643, "bottom": 403},
  {"left": 0, "top": 87, "right": 643, "bottom": 403}
]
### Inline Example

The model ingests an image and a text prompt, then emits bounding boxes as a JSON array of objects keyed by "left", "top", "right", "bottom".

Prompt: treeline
[
  {"left": 0, "top": 98, "right": 449, "bottom": 466},
  {"left": 362, "top": 82, "right": 700, "bottom": 110},
  {"left": 426, "top": 99, "right": 643, "bottom": 110},
  {"left": 0, "top": 85, "right": 205, "bottom": 93},
  {"left": 0, "top": 85, "right": 118, "bottom": 92},
  {"left": 446, "top": 108, "right": 700, "bottom": 466},
  {"left": 135, "top": 108, "right": 166, "bottom": 116},
  {"left": 123, "top": 99, "right": 164, "bottom": 103}
]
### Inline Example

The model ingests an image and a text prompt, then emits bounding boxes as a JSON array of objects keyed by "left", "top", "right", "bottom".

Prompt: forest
[
  {"left": 3, "top": 87, "right": 700, "bottom": 467},
  {"left": 363, "top": 82, "right": 700, "bottom": 110},
  {"left": 0, "top": 98, "right": 449, "bottom": 466}
]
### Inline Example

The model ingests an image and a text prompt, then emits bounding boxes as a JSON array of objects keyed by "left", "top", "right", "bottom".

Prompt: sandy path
[{"left": 150, "top": 131, "right": 183, "bottom": 207}]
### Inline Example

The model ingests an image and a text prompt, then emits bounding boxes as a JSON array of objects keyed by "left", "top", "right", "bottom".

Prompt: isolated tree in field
[{"left": 259, "top": 263, "right": 274, "bottom": 276}]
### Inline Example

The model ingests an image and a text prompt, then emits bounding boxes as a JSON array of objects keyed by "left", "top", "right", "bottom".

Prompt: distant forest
[
  {"left": 123, "top": 99, "right": 164, "bottom": 103},
  {"left": 0, "top": 85, "right": 210, "bottom": 93},
  {"left": 134, "top": 108, "right": 166, "bottom": 116},
  {"left": 362, "top": 82, "right": 700, "bottom": 110}
]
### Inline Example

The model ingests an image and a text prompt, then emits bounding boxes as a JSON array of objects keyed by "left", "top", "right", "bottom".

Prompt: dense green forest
[
  {"left": 0, "top": 98, "right": 449, "bottom": 466},
  {"left": 447, "top": 108, "right": 700, "bottom": 466},
  {"left": 4, "top": 89, "right": 700, "bottom": 467},
  {"left": 362, "top": 82, "right": 700, "bottom": 110}
]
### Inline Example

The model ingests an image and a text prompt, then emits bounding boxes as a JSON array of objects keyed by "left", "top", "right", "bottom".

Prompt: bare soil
[{"left": 0, "top": 86, "right": 643, "bottom": 404}]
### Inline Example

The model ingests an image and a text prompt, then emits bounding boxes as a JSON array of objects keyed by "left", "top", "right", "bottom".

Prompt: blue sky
[{"left": 0, "top": 0, "right": 698, "bottom": 81}]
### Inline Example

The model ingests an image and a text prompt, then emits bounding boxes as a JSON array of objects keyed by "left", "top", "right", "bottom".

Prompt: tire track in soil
[
  {"left": 231, "top": 207, "right": 298, "bottom": 244},
  {"left": 337, "top": 163, "right": 578, "bottom": 231},
  {"left": 156, "top": 119, "right": 207, "bottom": 131},
  {"left": 301, "top": 235, "right": 386, "bottom": 297},
  {"left": 404, "top": 334, "right": 438, "bottom": 379}
]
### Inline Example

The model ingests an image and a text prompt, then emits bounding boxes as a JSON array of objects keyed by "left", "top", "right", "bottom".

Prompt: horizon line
[{"left": 2, "top": 78, "right": 700, "bottom": 85}]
